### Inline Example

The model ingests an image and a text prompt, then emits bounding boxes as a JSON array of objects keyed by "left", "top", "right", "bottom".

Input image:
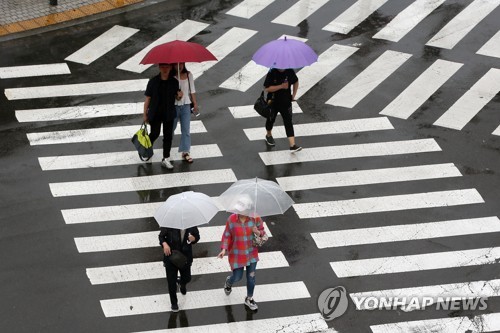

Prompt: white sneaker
[
  {"left": 244, "top": 297, "right": 258, "bottom": 310},
  {"left": 161, "top": 158, "right": 173, "bottom": 169}
]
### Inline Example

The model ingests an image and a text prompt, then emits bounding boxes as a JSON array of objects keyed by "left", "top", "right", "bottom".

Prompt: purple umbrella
[{"left": 252, "top": 37, "right": 318, "bottom": 69}]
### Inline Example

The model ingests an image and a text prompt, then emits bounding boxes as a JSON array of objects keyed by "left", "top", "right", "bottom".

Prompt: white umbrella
[
  {"left": 218, "top": 177, "right": 294, "bottom": 217},
  {"left": 154, "top": 191, "right": 219, "bottom": 229}
]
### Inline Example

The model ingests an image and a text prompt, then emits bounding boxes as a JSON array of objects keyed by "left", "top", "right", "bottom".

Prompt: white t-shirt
[{"left": 175, "top": 72, "right": 196, "bottom": 106}]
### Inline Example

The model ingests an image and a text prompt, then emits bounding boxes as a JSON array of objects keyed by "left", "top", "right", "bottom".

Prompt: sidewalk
[{"left": 0, "top": 0, "right": 144, "bottom": 37}]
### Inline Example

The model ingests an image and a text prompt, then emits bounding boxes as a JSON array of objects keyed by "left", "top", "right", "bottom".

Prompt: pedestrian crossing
[{"left": 2, "top": 0, "right": 500, "bottom": 331}]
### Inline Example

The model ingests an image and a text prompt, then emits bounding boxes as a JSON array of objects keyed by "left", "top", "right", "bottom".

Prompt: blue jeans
[
  {"left": 173, "top": 104, "right": 191, "bottom": 153},
  {"left": 227, "top": 262, "right": 257, "bottom": 297}
]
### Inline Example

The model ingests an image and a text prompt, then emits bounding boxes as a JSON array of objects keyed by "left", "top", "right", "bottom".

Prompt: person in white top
[{"left": 173, "top": 62, "right": 198, "bottom": 163}]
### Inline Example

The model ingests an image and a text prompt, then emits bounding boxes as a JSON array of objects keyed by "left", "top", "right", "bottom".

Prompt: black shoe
[
  {"left": 180, "top": 284, "right": 187, "bottom": 295},
  {"left": 265, "top": 135, "right": 275, "bottom": 146},
  {"left": 289, "top": 145, "right": 302, "bottom": 153},
  {"left": 244, "top": 297, "right": 258, "bottom": 310},
  {"left": 171, "top": 304, "right": 179, "bottom": 312},
  {"left": 224, "top": 276, "right": 232, "bottom": 295}
]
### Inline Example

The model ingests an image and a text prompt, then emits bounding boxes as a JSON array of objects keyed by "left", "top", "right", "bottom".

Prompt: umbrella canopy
[
  {"left": 218, "top": 178, "right": 294, "bottom": 217},
  {"left": 154, "top": 191, "right": 219, "bottom": 229},
  {"left": 140, "top": 40, "right": 217, "bottom": 65},
  {"left": 252, "top": 37, "right": 318, "bottom": 69}
]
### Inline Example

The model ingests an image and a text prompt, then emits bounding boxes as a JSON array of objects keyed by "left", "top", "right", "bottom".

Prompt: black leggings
[
  {"left": 265, "top": 105, "right": 294, "bottom": 137},
  {"left": 149, "top": 118, "right": 174, "bottom": 158}
]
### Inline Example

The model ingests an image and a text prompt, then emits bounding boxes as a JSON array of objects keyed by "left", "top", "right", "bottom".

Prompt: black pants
[
  {"left": 265, "top": 105, "right": 294, "bottom": 137},
  {"left": 164, "top": 259, "right": 192, "bottom": 306},
  {"left": 149, "top": 117, "right": 174, "bottom": 158}
]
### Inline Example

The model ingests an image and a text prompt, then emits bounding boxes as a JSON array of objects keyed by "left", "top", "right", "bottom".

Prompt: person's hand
[
  {"left": 143, "top": 113, "right": 149, "bottom": 124},
  {"left": 252, "top": 226, "right": 259, "bottom": 235},
  {"left": 217, "top": 249, "right": 226, "bottom": 259},
  {"left": 177, "top": 90, "right": 183, "bottom": 99},
  {"left": 281, "top": 81, "right": 289, "bottom": 89},
  {"left": 163, "top": 243, "right": 171, "bottom": 256},
  {"left": 187, "top": 233, "right": 195, "bottom": 243}
]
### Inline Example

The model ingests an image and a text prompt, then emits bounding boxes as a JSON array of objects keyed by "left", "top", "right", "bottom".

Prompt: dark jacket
[
  {"left": 158, "top": 227, "right": 200, "bottom": 264},
  {"left": 264, "top": 68, "right": 298, "bottom": 108},
  {"left": 145, "top": 74, "right": 179, "bottom": 122}
]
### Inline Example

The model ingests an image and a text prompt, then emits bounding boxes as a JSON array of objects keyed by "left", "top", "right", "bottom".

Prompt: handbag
[
  {"left": 169, "top": 250, "right": 188, "bottom": 269},
  {"left": 131, "top": 122, "right": 154, "bottom": 161},
  {"left": 253, "top": 91, "right": 273, "bottom": 118},
  {"left": 252, "top": 221, "right": 269, "bottom": 247}
]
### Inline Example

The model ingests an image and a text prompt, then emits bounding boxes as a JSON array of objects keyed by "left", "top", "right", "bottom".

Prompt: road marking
[
  {"left": 331, "top": 246, "right": 500, "bottom": 277},
  {"left": 271, "top": 0, "right": 329, "bottom": 26},
  {"left": 426, "top": 0, "right": 500, "bottom": 49},
  {"left": 370, "top": 316, "right": 493, "bottom": 333},
  {"left": 39, "top": 144, "right": 222, "bottom": 170},
  {"left": 311, "top": 216, "right": 500, "bottom": 248},
  {"left": 87, "top": 251, "right": 287, "bottom": 284},
  {"left": 188, "top": 27, "right": 257, "bottom": 79},
  {"left": 50, "top": 168, "right": 237, "bottom": 197},
  {"left": 245, "top": 117, "right": 393, "bottom": 141},
  {"left": 225, "top": 0, "right": 275, "bottom": 19},
  {"left": 277, "top": 163, "right": 461, "bottom": 191},
  {"left": 116, "top": 20, "right": 209, "bottom": 73},
  {"left": 373, "top": 0, "right": 446, "bottom": 42},
  {"left": 260, "top": 138, "right": 441, "bottom": 166},
  {"left": 477, "top": 30, "right": 500, "bottom": 58},
  {"left": 322, "top": 0, "right": 389, "bottom": 34},
  {"left": 433, "top": 68, "right": 500, "bottom": 130},
  {"left": 295, "top": 44, "right": 359, "bottom": 99},
  {"left": 65, "top": 25, "right": 139, "bottom": 65},
  {"left": 293, "top": 189, "right": 484, "bottom": 218},
  {"left": 0, "top": 63, "right": 70, "bottom": 79},
  {"left": 4, "top": 79, "right": 147, "bottom": 100},
  {"left": 380, "top": 59, "right": 463, "bottom": 119},
  {"left": 228, "top": 101, "right": 303, "bottom": 119},
  {"left": 27, "top": 121, "right": 206, "bottom": 145},
  {"left": 100, "top": 281, "right": 310, "bottom": 317}
]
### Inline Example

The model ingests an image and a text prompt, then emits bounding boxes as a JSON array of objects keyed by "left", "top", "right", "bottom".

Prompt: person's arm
[
  {"left": 291, "top": 80, "right": 299, "bottom": 101},
  {"left": 188, "top": 227, "right": 200, "bottom": 244},
  {"left": 143, "top": 96, "right": 151, "bottom": 123},
  {"left": 265, "top": 81, "right": 288, "bottom": 93},
  {"left": 159, "top": 228, "right": 171, "bottom": 256},
  {"left": 217, "top": 220, "right": 232, "bottom": 258},
  {"left": 188, "top": 73, "right": 198, "bottom": 112}
]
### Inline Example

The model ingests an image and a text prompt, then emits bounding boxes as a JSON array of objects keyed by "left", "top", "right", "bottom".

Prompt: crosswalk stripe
[
  {"left": 87, "top": 251, "right": 288, "bottom": 284},
  {"left": 133, "top": 313, "right": 334, "bottom": 333},
  {"left": 295, "top": 44, "right": 359, "bottom": 100},
  {"left": 322, "top": 0, "right": 389, "bottom": 34},
  {"left": 380, "top": 59, "right": 463, "bottom": 119},
  {"left": 116, "top": 20, "right": 209, "bottom": 73},
  {"left": 426, "top": 0, "right": 500, "bottom": 49},
  {"left": 0, "top": 63, "right": 70, "bottom": 79},
  {"left": 311, "top": 216, "right": 500, "bottom": 249},
  {"left": 16, "top": 102, "right": 143, "bottom": 122},
  {"left": 331, "top": 246, "right": 500, "bottom": 277},
  {"left": 228, "top": 101, "right": 303, "bottom": 119},
  {"left": 50, "top": 168, "right": 237, "bottom": 197},
  {"left": 433, "top": 68, "right": 500, "bottom": 130},
  {"left": 27, "top": 121, "right": 206, "bottom": 145},
  {"left": 100, "top": 281, "right": 310, "bottom": 317},
  {"left": 74, "top": 224, "right": 272, "bottom": 253},
  {"left": 493, "top": 125, "right": 500, "bottom": 136},
  {"left": 277, "top": 163, "right": 461, "bottom": 191},
  {"left": 39, "top": 144, "right": 222, "bottom": 170},
  {"left": 271, "top": 0, "right": 329, "bottom": 27},
  {"left": 225, "top": 0, "right": 275, "bottom": 19},
  {"left": 325, "top": 50, "right": 412, "bottom": 108},
  {"left": 370, "top": 317, "right": 477, "bottom": 333},
  {"left": 372, "top": 0, "right": 446, "bottom": 42},
  {"left": 477, "top": 30, "right": 500, "bottom": 58},
  {"left": 293, "top": 189, "right": 484, "bottom": 218},
  {"left": 245, "top": 117, "right": 393, "bottom": 141},
  {"left": 4, "top": 79, "right": 148, "bottom": 100},
  {"left": 188, "top": 27, "right": 257, "bottom": 79},
  {"left": 65, "top": 25, "right": 139, "bottom": 65}
]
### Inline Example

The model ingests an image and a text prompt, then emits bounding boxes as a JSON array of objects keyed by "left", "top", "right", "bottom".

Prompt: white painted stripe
[
  {"left": 87, "top": 251, "right": 288, "bottom": 284},
  {"left": 373, "top": 0, "right": 446, "bottom": 42},
  {"left": 4, "top": 79, "right": 147, "bottom": 100},
  {"left": 271, "top": 0, "right": 329, "bottom": 27},
  {"left": 75, "top": 224, "right": 272, "bottom": 253},
  {"left": 188, "top": 27, "right": 257, "bottom": 79},
  {"left": 225, "top": 0, "right": 275, "bottom": 19},
  {"left": 295, "top": 44, "right": 359, "bottom": 99},
  {"left": 433, "top": 68, "right": 500, "bottom": 130},
  {"left": 116, "top": 20, "right": 209, "bottom": 73},
  {"left": 426, "top": 0, "right": 500, "bottom": 49},
  {"left": 478, "top": 313, "right": 500, "bottom": 332},
  {"left": 16, "top": 102, "right": 143, "bottom": 122},
  {"left": 229, "top": 101, "right": 303, "bottom": 119},
  {"left": 100, "top": 281, "right": 310, "bottom": 317},
  {"left": 27, "top": 121, "right": 206, "bottom": 145},
  {"left": 493, "top": 125, "right": 500, "bottom": 136},
  {"left": 245, "top": 117, "right": 393, "bottom": 141},
  {"left": 293, "top": 189, "right": 484, "bottom": 218},
  {"left": 50, "top": 168, "right": 236, "bottom": 197},
  {"left": 65, "top": 25, "right": 139, "bottom": 65},
  {"left": 39, "top": 144, "right": 222, "bottom": 170},
  {"left": 331, "top": 246, "right": 500, "bottom": 277},
  {"left": 322, "top": 0, "right": 389, "bottom": 34},
  {"left": 278, "top": 163, "right": 461, "bottom": 191},
  {"left": 0, "top": 63, "right": 70, "bottom": 79},
  {"left": 312, "top": 216, "right": 500, "bottom": 248},
  {"left": 380, "top": 59, "right": 463, "bottom": 119},
  {"left": 326, "top": 50, "right": 412, "bottom": 108},
  {"left": 134, "top": 313, "right": 333, "bottom": 333},
  {"left": 371, "top": 317, "right": 475, "bottom": 333},
  {"left": 477, "top": 30, "right": 500, "bottom": 58}
]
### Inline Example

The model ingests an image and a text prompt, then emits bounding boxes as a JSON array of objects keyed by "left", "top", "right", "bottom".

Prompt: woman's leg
[
  {"left": 228, "top": 267, "right": 244, "bottom": 285},
  {"left": 178, "top": 104, "right": 191, "bottom": 153},
  {"left": 245, "top": 262, "right": 257, "bottom": 297},
  {"left": 280, "top": 106, "right": 294, "bottom": 139}
]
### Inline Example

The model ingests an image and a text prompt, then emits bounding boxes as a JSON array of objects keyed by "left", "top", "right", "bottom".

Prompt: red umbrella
[{"left": 140, "top": 40, "right": 217, "bottom": 64}]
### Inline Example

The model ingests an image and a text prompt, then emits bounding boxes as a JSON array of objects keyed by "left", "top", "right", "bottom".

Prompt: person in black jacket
[{"left": 159, "top": 226, "right": 200, "bottom": 312}]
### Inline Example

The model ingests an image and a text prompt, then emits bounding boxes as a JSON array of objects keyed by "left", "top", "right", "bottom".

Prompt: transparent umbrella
[{"left": 218, "top": 177, "right": 294, "bottom": 217}]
